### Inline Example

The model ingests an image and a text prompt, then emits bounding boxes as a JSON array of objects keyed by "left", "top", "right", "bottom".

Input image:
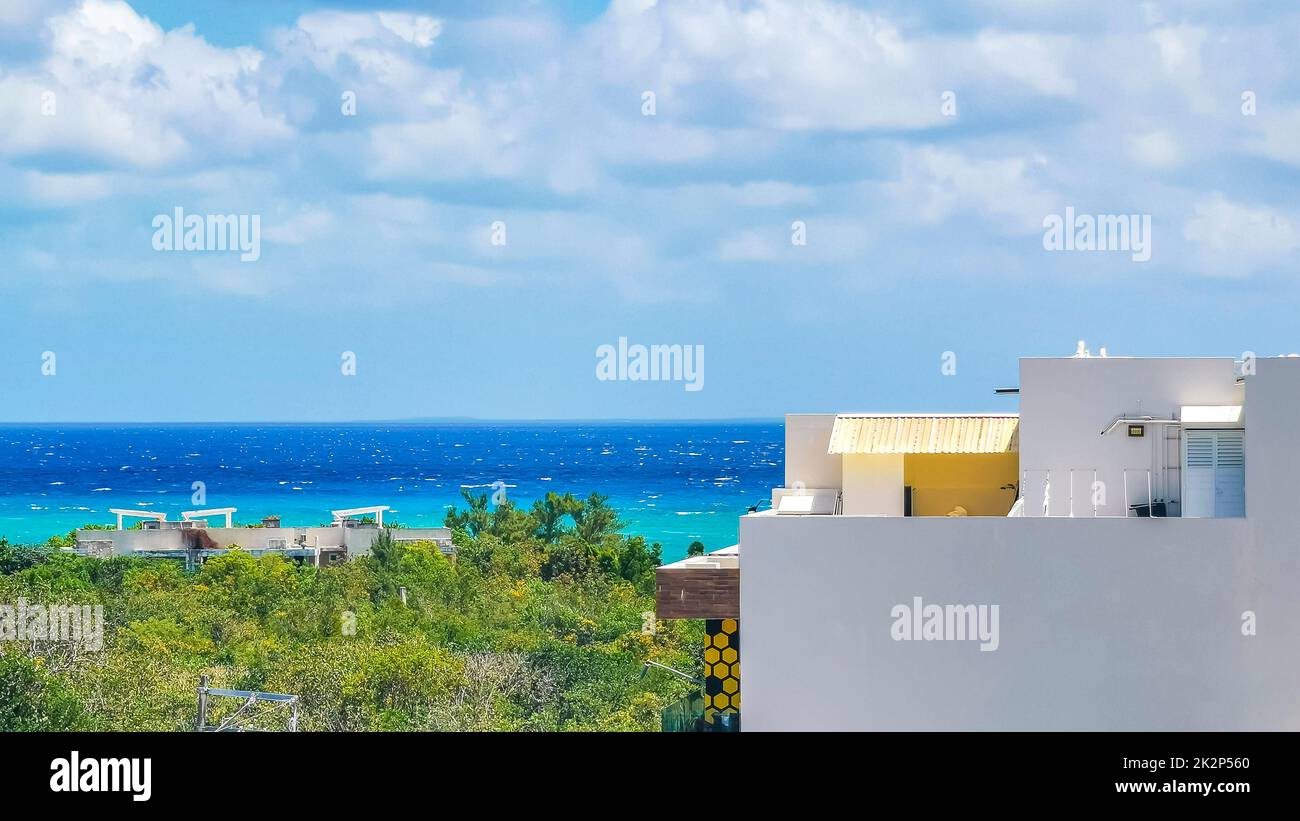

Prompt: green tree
[
  {"left": 4, "top": 488, "right": 694, "bottom": 733},
  {"left": 572, "top": 493, "right": 624, "bottom": 542},
  {"left": 444, "top": 489, "right": 492, "bottom": 537},
  {"left": 197, "top": 551, "right": 299, "bottom": 620},
  {"left": 531, "top": 492, "right": 582, "bottom": 542},
  {"left": 369, "top": 527, "right": 403, "bottom": 571},
  {"left": 0, "top": 538, "right": 48, "bottom": 574},
  {"left": 0, "top": 653, "right": 84, "bottom": 731}
]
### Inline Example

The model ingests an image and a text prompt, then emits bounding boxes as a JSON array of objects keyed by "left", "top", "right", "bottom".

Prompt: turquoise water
[{"left": 0, "top": 422, "right": 783, "bottom": 562}]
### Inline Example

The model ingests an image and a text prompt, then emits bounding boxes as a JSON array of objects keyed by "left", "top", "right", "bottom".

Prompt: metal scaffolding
[{"left": 196, "top": 675, "right": 301, "bottom": 732}]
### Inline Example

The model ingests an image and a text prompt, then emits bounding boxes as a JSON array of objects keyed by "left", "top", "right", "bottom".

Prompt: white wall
[
  {"left": 1244, "top": 357, "right": 1300, "bottom": 523},
  {"left": 739, "top": 514, "right": 1291, "bottom": 730},
  {"left": 784, "top": 414, "right": 842, "bottom": 490},
  {"left": 841, "top": 454, "right": 904, "bottom": 516},
  {"left": 79, "top": 525, "right": 452, "bottom": 556},
  {"left": 1019, "top": 358, "right": 1241, "bottom": 516}
]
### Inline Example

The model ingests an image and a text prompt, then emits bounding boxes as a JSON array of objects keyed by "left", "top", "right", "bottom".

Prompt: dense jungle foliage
[{"left": 0, "top": 491, "right": 702, "bottom": 731}]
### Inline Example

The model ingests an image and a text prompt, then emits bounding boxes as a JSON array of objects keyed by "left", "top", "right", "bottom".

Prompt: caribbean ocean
[{"left": 0, "top": 421, "right": 782, "bottom": 562}]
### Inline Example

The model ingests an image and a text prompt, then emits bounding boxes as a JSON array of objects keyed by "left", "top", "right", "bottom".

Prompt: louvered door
[{"left": 1182, "top": 429, "right": 1245, "bottom": 518}]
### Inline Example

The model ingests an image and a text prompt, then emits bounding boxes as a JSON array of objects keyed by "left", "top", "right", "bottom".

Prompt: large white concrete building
[
  {"left": 657, "top": 352, "right": 1300, "bottom": 731},
  {"left": 77, "top": 504, "right": 452, "bottom": 568}
]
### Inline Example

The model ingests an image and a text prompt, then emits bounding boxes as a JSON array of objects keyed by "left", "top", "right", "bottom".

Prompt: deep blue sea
[{"left": 0, "top": 422, "right": 782, "bottom": 562}]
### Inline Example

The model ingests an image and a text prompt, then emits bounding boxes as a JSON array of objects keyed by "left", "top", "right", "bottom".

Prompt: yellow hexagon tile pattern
[{"left": 702, "top": 618, "right": 740, "bottom": 724}]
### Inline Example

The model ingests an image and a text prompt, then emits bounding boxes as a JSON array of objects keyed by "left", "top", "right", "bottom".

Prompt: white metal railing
[{"left": 1019, "top": 468, "right": 1162, "bottom": 518}]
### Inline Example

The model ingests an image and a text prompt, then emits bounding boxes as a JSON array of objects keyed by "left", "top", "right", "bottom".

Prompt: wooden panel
[{"left": 656, "top": 566, "right": 740, "bottom": 619}]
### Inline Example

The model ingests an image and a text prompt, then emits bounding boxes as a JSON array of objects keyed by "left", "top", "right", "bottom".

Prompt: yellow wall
[{"left": 903, "top": 453, "right": 1019, "bottom": 516}]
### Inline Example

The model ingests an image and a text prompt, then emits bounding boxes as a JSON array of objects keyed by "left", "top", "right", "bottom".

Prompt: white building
[
  {"left": 658, "top": 352, "right": 1300, "bottom": 730},
  {"left": 77, "top": 504, "right": 452, "bottom": 568}
]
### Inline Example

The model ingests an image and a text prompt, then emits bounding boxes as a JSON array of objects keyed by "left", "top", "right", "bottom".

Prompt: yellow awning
[{"left": 828, "top": 414, "right": 1019, "bottom": 455}]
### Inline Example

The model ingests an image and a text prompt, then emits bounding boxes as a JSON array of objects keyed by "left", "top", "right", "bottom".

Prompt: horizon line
[{"left": 0, "top": 416, "right": 788, "bottom": 426}]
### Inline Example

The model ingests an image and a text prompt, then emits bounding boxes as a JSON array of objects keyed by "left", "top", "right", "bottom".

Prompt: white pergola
[
  {"left": 108, "top": 508, "right": 166, "bottom": 530},
  {"left": 182, "top": 507, "right": 238, "bottom": 527},
  {"left": 331, "top": 505, "right": 390, "bottom": 527}
]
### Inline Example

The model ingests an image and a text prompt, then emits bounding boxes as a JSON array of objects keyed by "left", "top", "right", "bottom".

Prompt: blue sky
[{"left": 1, "top": 0, "right": 1299, "bottom": 421}]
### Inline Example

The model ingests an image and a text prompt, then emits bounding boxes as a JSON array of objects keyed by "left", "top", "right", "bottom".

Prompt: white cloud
[
  {"left": 1249, "top": 108, "right": 1300, "bottom": 168},
  {"left": 596, "top": 120, "right": 722, "bottom": 166},
  {"left": 1128, "top": 130, "right": 1182, "bottom": 168},
  {"left": 717, "top": 218, "right": 869, "bottom": 265},
  {"left": 263, "top": 207, "right": 335, "bottom": 245},
  {"left": 892, "top": 146, "right": 1058, "bottom": 233},
  {"left": 0, "top": 0, "right": 71, "bottom": 29},
  {"left": 975, "top": 31, "right": 1076, "bottom": 97},
  {"left": 268, "top": 12, "right": 535, "bottom": 184},
  {"left": 376, "top": 13, "right": 441, "bottom": 48},
  {"left": 681, "top": 181, "right": 817, "bottom": 208},
  {"left": 365, "top": 104, "right": 525, "bottom": 181},
  {"left": 274, "top": 10, "right": 446, "bottom": 97},
  {"left": 1150, "top": 23, "right": 1205, "bottom": 77},
  {"left": 5, "top": 0, "right": 1300, "bottom": 317},
  {"left": 0, "top": 0, "right": 289, "bottom": 167},
  {"left": 22, "top": 170, "right": 112, "bottom": 205},
  {"left": 280, "top": 10, "right": 441, "bottom": 60},
  {"left": 1183, "top": 194, "right": 1300, "bottom": 274},
  {"left": 717, "top": 229, "right": 778, "bottom": 262},
  {"left": 1148, "top": 24, "right": 1215, "bottom": 112},
  {"left": 589, "top": 0, "right": 945, "bottom": 131}
]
